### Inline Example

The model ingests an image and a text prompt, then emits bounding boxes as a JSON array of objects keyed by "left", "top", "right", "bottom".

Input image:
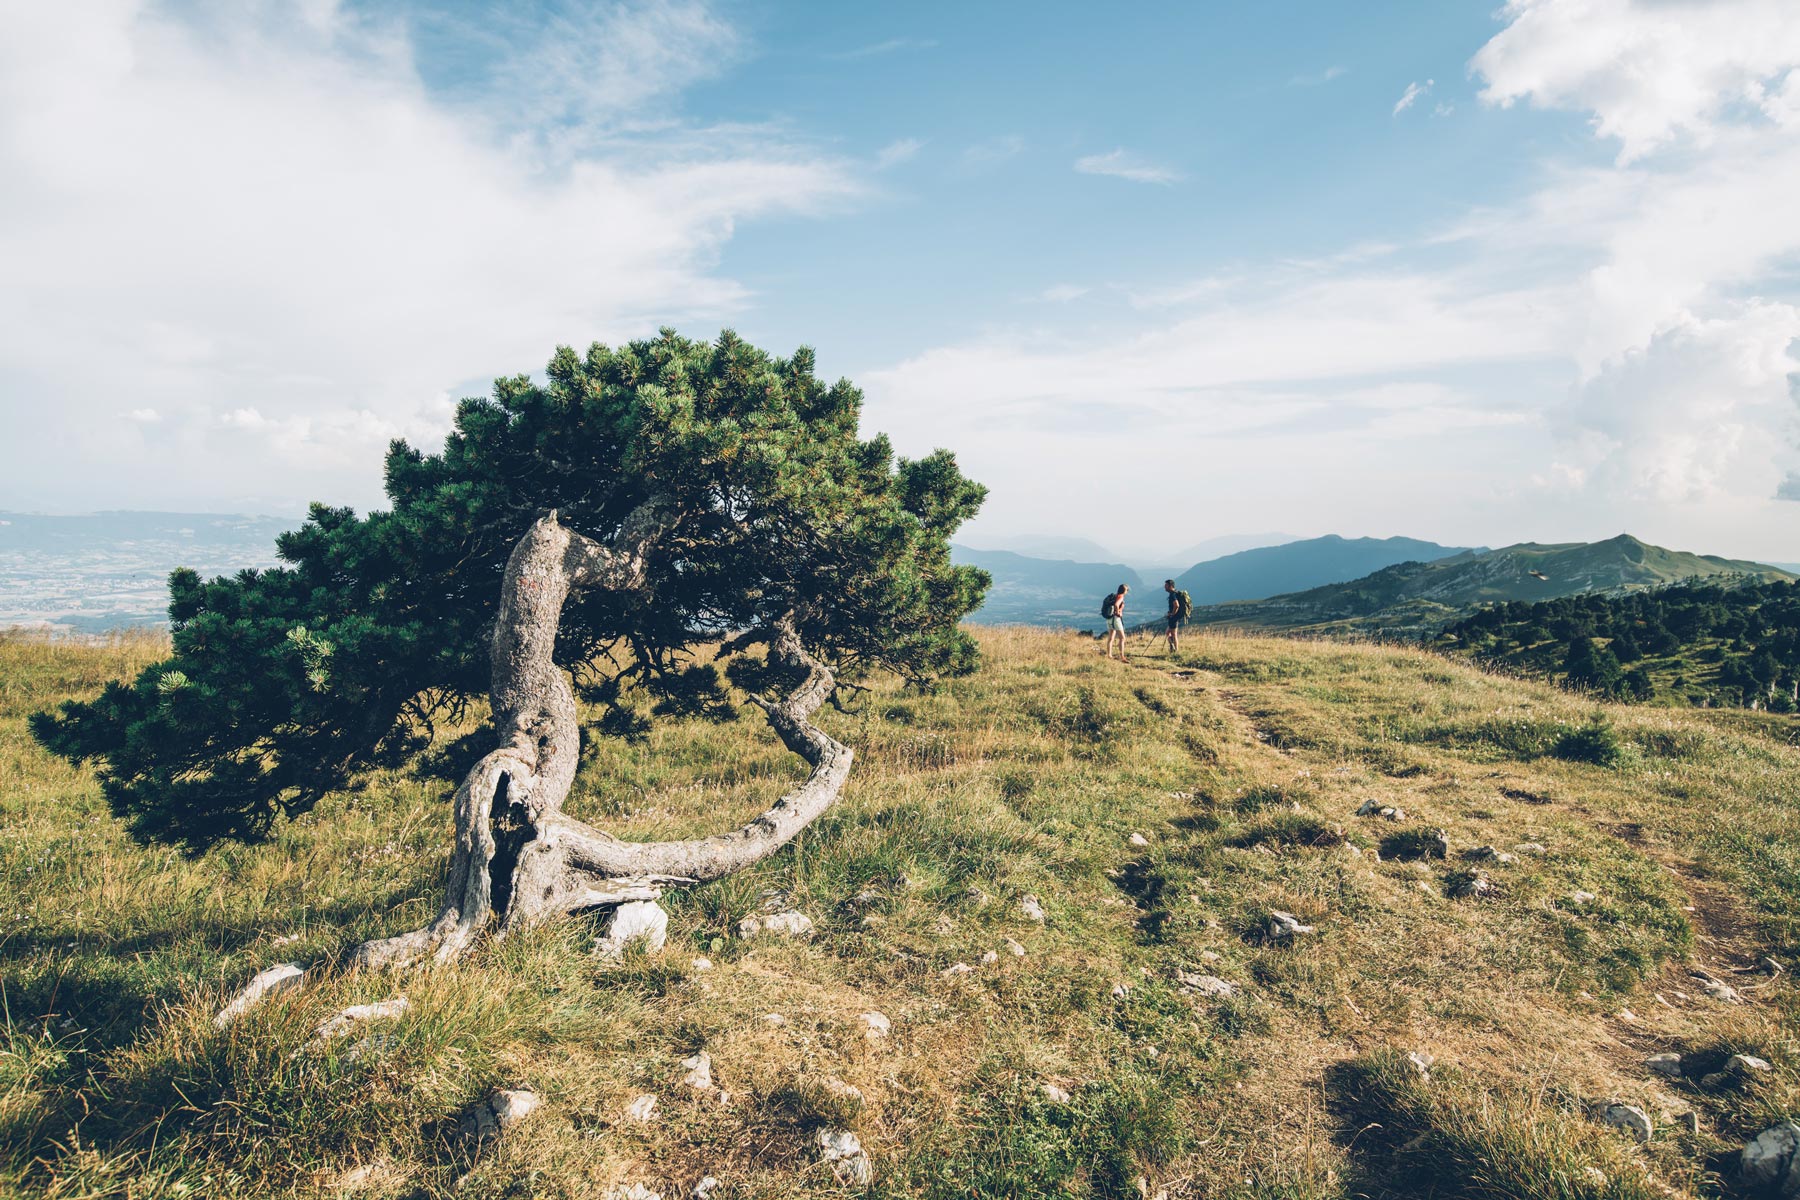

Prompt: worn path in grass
[{"left": 0, "top": 629, "right": 1795, "bottom": 1199}]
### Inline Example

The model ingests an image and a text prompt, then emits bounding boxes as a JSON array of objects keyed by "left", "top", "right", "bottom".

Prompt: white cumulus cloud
[
  {"left": 1472, "top": 0, "right": 1800, "bottom": 161},
  {"left": 0, "top": 2, "right": 859, "bottom": 513}
]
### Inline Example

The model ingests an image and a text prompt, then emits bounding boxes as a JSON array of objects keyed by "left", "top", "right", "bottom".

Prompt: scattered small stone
[
  {"left": 625, "top": 1093, "right": 658, "bottom": 1122},
  {"left": 1021, "top": 894, "right": 1047, "bottom": 923},
  {"left": 1741, "top": 1122, "right": 1800, "bottom": 1197},
  {"left": 1693, "top": 971, "right": 1745, "bottom": 1004},
  {"left": 1570, "top": 891, "right": 1598, "bottom": 906},
  {"left": 693, "top": 1178, "right": 721, "bottom": 1199},
  {"left": 309, "top": 997, "right": 410, "bottom": 1047},
  {"left": 1266, "top": 911, "right": 1316, "bottom": 939},
  {"left": 1603, "top": 1103, "right": 1653, "bottom": 1142},
  {"left": 679, "top": 1051, "right": 715, "bottom": 1093},
  {"left": 1003, "top": 937, "right": 1027, "bottom": 957},
  {"left": 1111, "top": 982, "right": 1131, "bottom": 999},
  {"left": 596, "top": 901, "right": 670, "bottom": 958},
  {"left": 213, "top": 962, "right": 306, "bottom": 1029},
  {"left": 459, "top": 1088, "right": 542, "bottom": 1145},
  {"left": 1448, "top": 873, "right": 1493, "bottom": 899},
  {"left": 1416, "top": 880, "right": 1438, "bottom": 897},
  {"left": 817, "top": 1128, "right": 873, "bottom": 1186},
  {"left": 1341, "top": 842, "right": 1363, "bottom": 857},
  {"left": 1512, "top": 842, "right": 1547, "bottom": 855},
  {"left": 1645, "top": 1052, "right": 1683, "bottom": 1078},
  {"left": 270, "top": 932, "right": 302, "bottom": 947},
  {"left": 1382, "top": 807, "right": 1407, "bottom": 822},
  {"left": 820, "top": 1075, "right": 863, "bottom": 1103},
  {"left": 605, "top": 1186, "right": 662, "bottom": 1200},
  {"left": 859, "top": 1011, "right": 891, "bottom": 1039},
  {"left": 1618, "top": 1009, "right": 1637, "bottom": 1022},
  {"left": 1040, "top": 1082, "right": 1072, "bottom": 1104},
  {"left": 691, "top": 957, "right": 713, "bottom": 972},
  {"left": 941, "top": 962, "right": 974, "bottom": 978},
  {"left": 1406, "top": 1051, "right": 1434, "bottom": 1079},
  {"left": 1467, "top": 846, "right": 1518, "bottom": 865},
  {"left": 1582, "top": 1167, "right": 1608, "bottom": 1186},
  {"left": 1355, "top": 799, "right": 1383, "bottom": 816},
  {"left": 1174, "top": 970, "right": 1237, "bottom": 998},
  {"left": 980, "top": 949, "right": 999, "bottom": 965},
  {"left": 1704, "top": 1054, "right": 1774, "bottom": 1089},
  {"left": 737, "top": 910, "right": 814, "bottom": 939},
  {"left": 1199, "top": 950, "right": 1222, "bottom": 964},
  {"left": 1129, "top": 832, "right": 1151, "bottom": 847}
]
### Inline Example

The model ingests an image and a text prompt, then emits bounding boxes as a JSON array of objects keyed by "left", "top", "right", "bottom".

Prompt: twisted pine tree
[{"left": 32, "top": 329, "right": 989, "bottom": 967}]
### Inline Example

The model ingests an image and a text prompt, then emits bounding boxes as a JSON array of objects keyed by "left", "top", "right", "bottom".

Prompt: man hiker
[
  {"left": 1164, "top": 578, "right": 1191, "bottom": 654},
  {"left": 1102, "top": 583, "right": 1130, "bottom": 660}
]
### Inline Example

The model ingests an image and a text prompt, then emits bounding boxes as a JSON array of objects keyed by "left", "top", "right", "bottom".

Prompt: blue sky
[{"left": 3, "top": 1, "right": 1799, "bottom": 561}]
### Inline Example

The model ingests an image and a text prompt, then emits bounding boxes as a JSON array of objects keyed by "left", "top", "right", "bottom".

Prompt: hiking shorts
[
  {"left": 1107, "top": 615, "right": 1125, "bottom": 634},
  {"left": 1166, "top": 616, "right": 1183, "bottom": 631}
]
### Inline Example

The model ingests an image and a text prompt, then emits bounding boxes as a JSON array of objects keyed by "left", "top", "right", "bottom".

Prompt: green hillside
[
  {"left": 1188, "top": 535, "right": 1795, "bottom": 635},
  {"left": 3, "top": 629, "right": 1798, "bottom": 1198}
]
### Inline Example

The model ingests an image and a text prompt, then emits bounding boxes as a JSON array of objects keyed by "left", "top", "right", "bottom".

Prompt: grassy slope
[{"left": 2, "top": 628, "right": 1797, "bottom": 1199}]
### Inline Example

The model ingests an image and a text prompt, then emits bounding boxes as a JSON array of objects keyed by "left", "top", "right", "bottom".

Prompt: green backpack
[{"left": 1174, "top": 590, "right": 1192, "bottom": 620}]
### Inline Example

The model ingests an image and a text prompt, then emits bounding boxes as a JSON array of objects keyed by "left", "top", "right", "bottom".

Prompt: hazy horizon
[{"left": 4, "top": 2, "right": 1799, "bottom": 561}]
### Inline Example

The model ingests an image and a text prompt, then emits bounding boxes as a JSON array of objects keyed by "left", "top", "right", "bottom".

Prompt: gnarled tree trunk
[{"left": 349, "top": 506, "right": 851, "bottom": 970}]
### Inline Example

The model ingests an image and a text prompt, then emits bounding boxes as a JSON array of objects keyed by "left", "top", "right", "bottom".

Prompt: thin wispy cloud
[
  {"left": 1038, "top": 284, "right": 1089, "bottom": 303},
  {"left": 963, "top": 135, "right": 1025, "bottom": 165},
  {"left": 1290, "top": 65, "right": 1347, "bottom": 86},
  {"left": 1393, "top": 79, "right": 1434, "bottom": 115},
  {"left": 1074, "top": 148, "right": 1181, "bottom": 184},
  {"left": 826, "top": 36, "right": 938, "bottom": 61},
  {"left": 874, "top": 137, "right": 924, "bottom": 169}
]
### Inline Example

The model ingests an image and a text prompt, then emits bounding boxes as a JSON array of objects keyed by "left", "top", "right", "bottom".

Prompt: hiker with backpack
[
  {"left": 1164, "top": 579, "right": 1192, "bottom": 654},
  {"left": 1101, "top": 583, "right": 1130, "bottom": 660}
]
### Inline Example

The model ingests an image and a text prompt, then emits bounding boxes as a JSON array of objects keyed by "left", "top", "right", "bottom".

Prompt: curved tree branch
[{"left": 349, "top": 509, "right": 854, "bottom": 972}]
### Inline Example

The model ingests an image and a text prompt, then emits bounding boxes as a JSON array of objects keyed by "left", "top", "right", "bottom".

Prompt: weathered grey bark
[{"left": 348, "top": 508, "right": 852, "bottom": 970}]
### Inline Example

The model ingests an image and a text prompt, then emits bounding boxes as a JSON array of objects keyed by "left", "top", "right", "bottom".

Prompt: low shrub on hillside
[{"left": 1552, "top": 717, "right": 1624, "bottom": 767}]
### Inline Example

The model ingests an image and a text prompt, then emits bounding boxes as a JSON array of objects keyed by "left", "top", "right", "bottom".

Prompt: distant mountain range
[
  {"left": 1173, "top": 535, "right": 1475, "bottom": 605},
  {"left": 951, "top": 547, "right": 1143, "bottom": 626},
  {"left": 1186, "top": 535, "right": 1796, "bottom": 635},
  {"left": 957, "top": 534, "right": 1473, "bottom": 627}
]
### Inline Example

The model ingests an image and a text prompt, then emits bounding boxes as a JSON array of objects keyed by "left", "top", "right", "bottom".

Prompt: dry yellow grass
[{"left": 0, "top": 626, "right": 1795, "bottom": 1198}]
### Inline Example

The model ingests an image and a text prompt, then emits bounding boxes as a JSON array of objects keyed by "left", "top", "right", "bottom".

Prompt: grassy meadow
[{"left": 1, "top": 626, "right": 1797, "bottom": 1198}]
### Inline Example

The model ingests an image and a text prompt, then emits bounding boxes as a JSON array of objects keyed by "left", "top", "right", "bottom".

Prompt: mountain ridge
[{"left": 1187, "top": 534, "right": 1796, "bottom": 635}]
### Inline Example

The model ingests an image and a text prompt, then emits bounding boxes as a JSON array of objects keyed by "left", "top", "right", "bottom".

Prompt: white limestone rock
[
  {"left": 596, "top": 901, "right": 669, "bottom": 958},
  {"left": 817, "top": 1128, "right": 873, "bottom": 1186},
  {"left": 1742, "top": 1122, "right": 1800, "bottom": 1197},
  {"left": 1603, "top": 1103, "right": 1653, "bottom": 1143},
  {"left": 737, "top": 910, "right": 814, "bottom": 939}
]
